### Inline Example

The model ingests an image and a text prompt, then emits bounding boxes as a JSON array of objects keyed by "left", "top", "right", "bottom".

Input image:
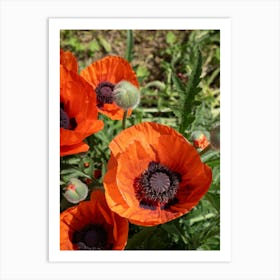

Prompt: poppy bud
[
  {"left": 84, "top": 178, "right": 93, "bottom": 185},
  {"left": 93, "top": 169, "right": 102, "bottom": 179},
  {"left": 210, "top": 125, "right": 220, "bottom": 150},
  {"left": 63, "top": 178, "right": 88, "bottom": 204},
  {"left": 113, "top": 81, "right": 140, "bottom": 110},
  {"left": 191, "top": 131, "right": 210, "bottom": 150}
]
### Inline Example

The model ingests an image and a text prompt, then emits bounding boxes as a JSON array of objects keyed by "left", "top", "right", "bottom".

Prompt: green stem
[
  {"left": 125, "top": 30, "right": 133, "bottom": 62},
  {"left": 199, "top": 144, "right": 212, "bottom": 156},
  {"left": 122, "top": 110, "right": 128, "bottom": 130}
]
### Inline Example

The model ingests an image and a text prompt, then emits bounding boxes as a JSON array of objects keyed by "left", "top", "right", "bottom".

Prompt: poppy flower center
[
  {"left": 149, "top": 172, "right": 170, "bottom": 193},
  {"left": 60, "top": 108, "right": 70, "bottom": 129},
  {"left": 134, "top": 161, "right": 181, "bottom": 210},
  {"left": 72, "top": 224, "right": 107, "bottom": 250},
  {"left": 95, "top": 81, "right": 115, "bottom": 108}
]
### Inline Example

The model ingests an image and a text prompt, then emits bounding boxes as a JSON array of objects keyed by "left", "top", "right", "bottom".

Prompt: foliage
[{"left": 60, "top": 29, "right": 220, "bottom": 250}]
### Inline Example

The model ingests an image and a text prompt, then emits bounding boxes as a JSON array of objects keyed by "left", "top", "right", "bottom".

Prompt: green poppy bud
[
  {"left": 210, "top": 125, "right": 220, "bottom": 150},
  {"left": 63, "top": 178, "right": 88, "bottom": 204},
  {"left": 113, "top": 81, "right": 140, "bottom": 110}
]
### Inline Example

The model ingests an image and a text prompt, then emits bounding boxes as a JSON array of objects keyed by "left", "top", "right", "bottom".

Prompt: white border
[{"left": 49, "top": 18, "right": 231, "bottom": 262}]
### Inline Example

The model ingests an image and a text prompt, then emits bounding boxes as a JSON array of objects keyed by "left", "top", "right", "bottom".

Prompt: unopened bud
[
  {"left": 93, "top": 169, "right": 102, "bottom": 179},
  {"left": 191, "top": 131, "right": 210, "bottom": 150},
  {"left": 113, "top": 81, "right": 140, "bottom": 110},
  {"left": 63, "top": 178, "right": 88, "bottom": 204}
]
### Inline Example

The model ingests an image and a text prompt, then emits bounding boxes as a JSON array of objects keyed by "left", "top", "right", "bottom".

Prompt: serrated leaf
[{"left": 178, "top": 47, "right": 203, "bottom": 134}]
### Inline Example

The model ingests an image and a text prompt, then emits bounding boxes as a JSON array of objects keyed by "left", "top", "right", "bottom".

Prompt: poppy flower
[
  {"left": 60, "top": 189, "right": 129, "bottom": 250},
  {"left": 80, "top": 56, "right": 139, "bottom": 120},
  {"left": 60, "top": 64, "right": 104, "bottom": 156},
  {"left": 103, "top": 122, "right": 212, "bottom": 226}
]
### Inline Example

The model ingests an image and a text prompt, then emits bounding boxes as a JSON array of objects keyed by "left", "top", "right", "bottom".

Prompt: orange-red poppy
[
  {"left": 80, "top": 56, "right": 139, "bottom": 120},
  {"left": 103, "top": 122, "right": 212, "bottom": 226},
  {"left": 60, "top": 62, "right": 104, "bottom": 156},
  {"left": 60, "top": 189, "right": 129, "bottom": 250}
]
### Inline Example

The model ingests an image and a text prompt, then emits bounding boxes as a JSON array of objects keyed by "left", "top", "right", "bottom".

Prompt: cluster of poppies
[{"left": 60, "top": 50, "right": 212, "bottom": 250}]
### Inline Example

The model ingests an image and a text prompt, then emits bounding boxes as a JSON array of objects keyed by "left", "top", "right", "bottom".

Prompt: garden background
[{"left": 60, "top": 29, "right": 221, "bottom": 250}]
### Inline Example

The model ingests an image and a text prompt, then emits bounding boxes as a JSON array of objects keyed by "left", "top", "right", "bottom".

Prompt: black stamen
[
  {"left": 134, "top": 161, "right": 181, "bottom": 210},
  {"left": 69, "top": 118, "right": 77, "bottom": 130},
  {"left": 72, "top": 224, "right": 108, "bottom": 250},
  {"left": 95, "top": 81, "right": 115, "bottom": 108}
]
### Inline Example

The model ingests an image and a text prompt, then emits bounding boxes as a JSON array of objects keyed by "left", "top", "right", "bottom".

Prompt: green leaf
[
  {"left": 205, "top": 192, "right": 220, "bottom": 212},
  {"left": 200, "top": 149, "right": 220, "bottom": 163},
  {"left": 60, "top": 168, "right": 92, "bottom": 179},
  {"left": 161, "top": 222, "right": 189, "bottom": 245},
  {"left": 178, "top": 47, "right": 203, "bottom": 134},
  {"left": 125, "top": 227, "right": 156, "bottom": 249}
]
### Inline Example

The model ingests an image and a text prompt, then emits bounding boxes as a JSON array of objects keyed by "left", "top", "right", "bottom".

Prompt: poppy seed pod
[
  {"left": 63, "top": 178, "right": 88, "bottom": 204},
  {"left": 113, "top": 81, "right": 140, "bottom": 110}
]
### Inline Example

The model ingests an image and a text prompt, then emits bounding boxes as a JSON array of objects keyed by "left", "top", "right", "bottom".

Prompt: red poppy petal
[
  {"left": 60, "top": 50, "right": 78, "bottom": 72},
  {"left": 109, "top": 122, "right": 185, "bottom": 158},
  {"left": 104, "top": 156, "right": 130, "bottom": 214},
  {"left": 156, "top": 135, "right": 202, "bottom": 181},
  {"left": 80, "top": 56, "right": 139, "bottom": 88},
  {"left": 60, "top": 142, "right": 89, "bottom": 157},
  {"left": 60, "top": 119, "right": 103, "bottom": 147},
  {"left": 116, "top": 141, "right": 156, "bottom": 207},
  {"left": 98, "top": 104, "right": 132, "bottom": 120}
]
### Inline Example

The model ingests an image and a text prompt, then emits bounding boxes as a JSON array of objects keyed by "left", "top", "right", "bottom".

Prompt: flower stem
[
  {"left": 125, "top": 30, "right": 133, "bottom": 62},
  {"left": 122, "top": 110, "right": 128, "bottom": 130}
]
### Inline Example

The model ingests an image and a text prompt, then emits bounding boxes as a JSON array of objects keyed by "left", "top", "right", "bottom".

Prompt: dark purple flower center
[
  {"left": 60, "top": 103, "right": 77, "bottom": 130},
  {"left": 133, "top": 161, "right": 181, "bottom": 210},
  {"left": 60, "top": 108, "right": 70, "bottom": 129},
  {"left": 72, "top": 224, "right": 108, "bottom": 250},
  {"left": 95, "top": 81, "right": 115, "bottom": 108}
]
